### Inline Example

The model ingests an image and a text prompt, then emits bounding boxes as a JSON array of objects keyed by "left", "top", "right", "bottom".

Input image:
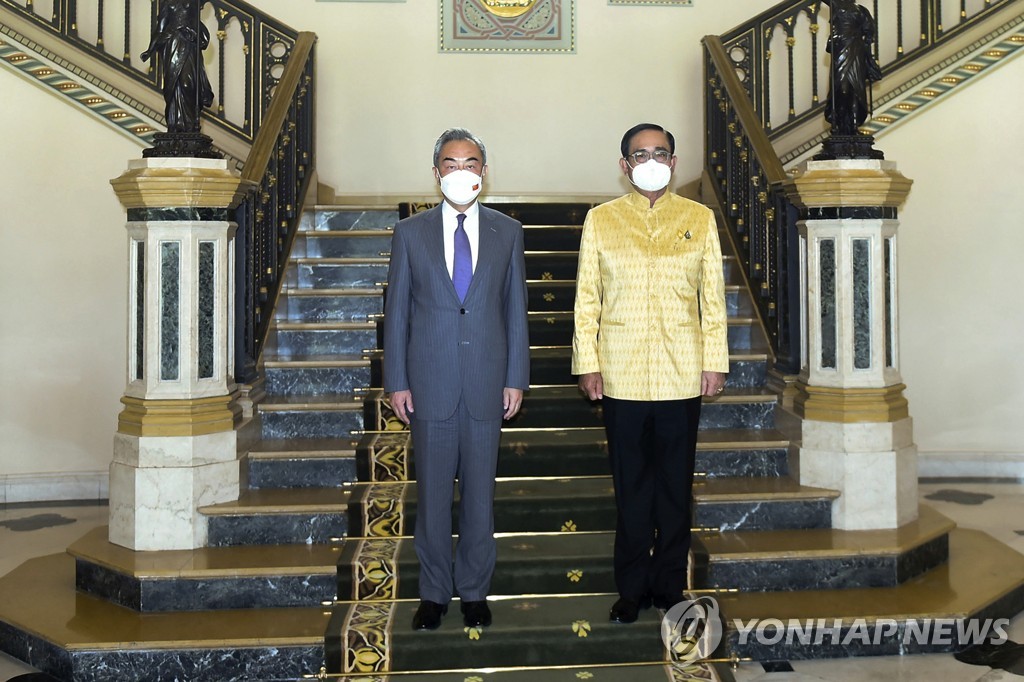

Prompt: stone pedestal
[
  {"left": 784, "top": 159, "right": 917, "bottom": 530},
  {"left": 108, "top": 158, "right": 253, "bottom": 550}
]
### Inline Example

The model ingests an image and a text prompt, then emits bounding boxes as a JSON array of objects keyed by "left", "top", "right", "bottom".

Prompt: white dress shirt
[{"left": 441, "top": 200, "right": 480, "bottom": 277}]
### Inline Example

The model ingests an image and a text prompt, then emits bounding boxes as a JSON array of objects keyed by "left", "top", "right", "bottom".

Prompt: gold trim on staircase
[
  {"left": 111, "top": 165, "right": 254, "bottom": 210},
  {"left": 783, "top": 166, "right": 914, "bottom": 210},
  {"left": 793, "top": 381, "right": 910, "bottom": 423},
  {"left": 117, "top": 394, "right": 240, "bottom": 436}
]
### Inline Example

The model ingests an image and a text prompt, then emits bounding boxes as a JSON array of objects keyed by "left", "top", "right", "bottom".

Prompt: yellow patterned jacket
[{"left": 571, "top": 191, "right": 730, "bottom": 400}]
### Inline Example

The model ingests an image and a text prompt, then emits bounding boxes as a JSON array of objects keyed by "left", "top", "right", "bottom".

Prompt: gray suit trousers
[{"left": 411, "top": 398, "right": 502, "bottom": 604}]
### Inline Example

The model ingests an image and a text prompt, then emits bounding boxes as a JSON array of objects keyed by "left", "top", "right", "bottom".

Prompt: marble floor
[{"left": 0, "top": 483, "right": 1021, "bottom": 682}]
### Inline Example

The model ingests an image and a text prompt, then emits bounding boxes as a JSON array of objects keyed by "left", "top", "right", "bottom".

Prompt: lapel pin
[{"left": 684, "top": 230, "right": 692, "bottom": 240}]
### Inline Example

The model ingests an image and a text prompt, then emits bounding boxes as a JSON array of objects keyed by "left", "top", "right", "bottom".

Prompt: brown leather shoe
[
  {"left": 460, "top": 600, "right": 492, "bottom": 627},
  {"left": 411, "top": 600, "right": 447, "bottom": 631}
]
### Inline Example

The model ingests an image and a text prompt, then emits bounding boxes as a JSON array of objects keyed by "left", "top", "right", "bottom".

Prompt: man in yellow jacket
[{"left": 572, "top": 123, "right": 729, "bottom": 624}]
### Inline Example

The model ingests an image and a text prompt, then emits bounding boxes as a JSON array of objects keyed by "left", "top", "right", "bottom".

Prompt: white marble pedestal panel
[{"left": 108, "top": 431, "right": 238, "bottom": 550}]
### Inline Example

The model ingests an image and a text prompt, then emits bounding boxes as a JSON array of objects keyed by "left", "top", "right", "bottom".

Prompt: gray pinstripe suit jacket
[{"left": 383, "top": 204, "right": 530, "bottom": 421}]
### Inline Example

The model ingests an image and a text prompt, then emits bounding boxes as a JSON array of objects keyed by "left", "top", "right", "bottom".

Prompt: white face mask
[
  {"left": 439, "top": 169, "right": 484, "bottom": 206},
  {"left": 629, "top": 159, "right": 672, "bottom": 192}
]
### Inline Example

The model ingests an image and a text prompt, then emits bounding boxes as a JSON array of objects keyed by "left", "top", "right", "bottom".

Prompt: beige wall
[
  {"left": 1, "top": 2, "right": 1021, "bottom": 499},
  {"left": 0, "top": 66, "right": 140, "bottom": 498},
  {"left": 880, "top": 55, "right": 1024, "bottom": 462},
  {"left": 253, "top": 0, "right": 769, "bottom": 198}
]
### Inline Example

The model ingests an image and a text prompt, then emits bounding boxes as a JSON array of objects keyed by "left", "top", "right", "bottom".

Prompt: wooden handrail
[
  {"left": 703, "top": 34, "right": 786, "bottom": 185},
  {"left": 243, "top": 31, "right": 316, "bottom": 183},
  {"left": 233, "top": 30, "right": 316, "bottom": 384}
]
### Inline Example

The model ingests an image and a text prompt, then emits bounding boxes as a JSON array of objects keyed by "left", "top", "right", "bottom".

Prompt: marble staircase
[
  {"left": 302, "top": 201, "right": 1022, "bottom": 677},
  {"left": 1, "top": 201, "right": 1022, "bottom": 682}
]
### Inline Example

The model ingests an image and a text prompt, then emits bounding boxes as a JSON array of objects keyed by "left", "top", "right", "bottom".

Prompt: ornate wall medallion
[
  {"left": 440, "top": 0, "right": 575, "bottom": 54},
  {"left": 481, "top": 0, "right": 537, "bottom": 18}
]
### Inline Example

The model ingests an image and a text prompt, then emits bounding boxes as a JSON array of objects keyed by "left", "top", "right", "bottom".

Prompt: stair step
[
  {"left": 201, "top": 487, "right": 350, "bottom": 546},
  {"left": 523, "top": 280, "right": 745, "bottom": 314},
  {"left": 263, "top": 355, "right": 373, "bottom": 396},
  {"left": 246, "top": 437, "right": 360, "bottom": 488},
  {"left": 292, "top": 257, "right": 389, "bottom": 288},
  {"left": 522, "top": 252, "right": 741, "bottom": 283},
  {"left": 69, "top": 527, "right": 340, "bottom": 611},
  {"left": 693, "top": 477, "right": 839, "bottom": 531},
  {"left": 356, "top": 428, "right": 790, "bottom": 482},
  {"left": 336, "top": 532, "right": 618, "bottom": 601},
  {"left": 261, "top": 347, "right": 769, "bottom": 399},
  {"left": 320, "top": 662, "right": 721, "bottom": 681},
  {"left": 507, "top": 385, "right": 778, "bottom": 430},
  {"left": 326, "top": 593, "right": 671, "bottom": 672},
  {"left": 525, "top": 311, "right": 758, "bottom": 349},
  {"left": 716, "top": 528, "right": 1024, "bottom": 659},
  {"left": 293, "top": 231, "right": 394, "bottom": 258},
  {"left": 304, "top": 207, "right": 398, "bottom": 232},
  {"left": 257, "top": 394, "right": 366, "bottom": 439},
  {"left": 345, "top": 476, "right": 837, "bottom": 537},
  {"left": 425, "top": 200, "right": 602, "bottom": 226},
  {"left": 269, "top": 320, "right": 378, "bottom": 356},
  {"left": 526, "top": 346, "right": 768, "bottom": 388},
  {"left": 693, "top": 506, "right": 954, "bottom": 592},
  {"left": 247, "top": 452, "right": 358, "bottom": 489},
  {"left": 522, "top": 224, "right": 583, "bottom": 250},
  {"left": 276, "top": 288, "right": 383, "bottom": 322},
  {"left": 0, "top": 553, "right": 328, "bottom": 680}
]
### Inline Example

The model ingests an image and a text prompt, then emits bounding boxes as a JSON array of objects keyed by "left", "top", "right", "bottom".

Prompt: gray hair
[{"left": 433, "top": 128, "right": 487, "bottom": 168}]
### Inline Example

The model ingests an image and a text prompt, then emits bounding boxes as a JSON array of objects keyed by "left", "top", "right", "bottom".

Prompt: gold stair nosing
[
  {"left": 299, "top": 229, "right": 394, "bottom": 237},
  {"left": 281, "top": 287, "right": 385, "bottom": 296},
  {"left": 714, "top": 528, "right": 1024, "bottom": 624},
  {"left": 0, "top": 555, "right": 331, "bottom": 652},
  {"left": 262, "top": 358, "right": 371, "bottom": 369},
  {"left": 700, "top": 507, "right": 956, "bottom": 562},
  {"left": 68, "top": 528, "right": 339, "bottom": 579},
  {"left": 247, "top": 449, "right": 357, "bottom": 460},
  {"left": 291, "top": 256, "right": 389, "bottom": 264},
  {"left": 273, "top": 321, "right": 377, "bottom": 330},
  {"left": 258, "top": 400, "right": 364, "bottom": 411}
]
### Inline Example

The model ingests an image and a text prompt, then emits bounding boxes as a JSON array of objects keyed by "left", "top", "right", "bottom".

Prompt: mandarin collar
[{"left": 626, "top": 189, "right": 673, "bottom": 211}]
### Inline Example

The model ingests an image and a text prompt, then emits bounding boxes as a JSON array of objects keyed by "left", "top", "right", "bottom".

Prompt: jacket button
[{"left": 460, "top": 308, "right": 466, "bottom": 315}]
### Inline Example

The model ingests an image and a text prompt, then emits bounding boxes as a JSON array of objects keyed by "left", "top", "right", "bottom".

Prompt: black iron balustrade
[
  {"left": 0, "top": 0, "right": 298, "bottom": 142},
  {"left": 233, "top": 32, "right": 315, "bottom": 386},
  {"left": 705, "top": 0, "right": 1013, "bottom": 372},
  {"left": 704, "top": 35, "right": 801, "bottom": 375},
  {"left": 720, "top": 0, "right": 1011, "bottom": 138}
]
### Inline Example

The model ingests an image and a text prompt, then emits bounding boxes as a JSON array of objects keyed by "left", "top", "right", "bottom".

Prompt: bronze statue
[
  {"left": 141, "top": 0, "right": 214, "bottom": 134},
  {"left": 821, "top": 0, "right": 883, "bottom": 135}
]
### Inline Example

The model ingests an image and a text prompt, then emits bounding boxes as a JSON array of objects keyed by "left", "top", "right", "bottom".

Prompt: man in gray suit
[{"left": 383, "top": 128, "right": 530, "bottom": 631}]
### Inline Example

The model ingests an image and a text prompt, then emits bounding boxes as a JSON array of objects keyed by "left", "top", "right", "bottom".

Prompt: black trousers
[{"left": 603, "top": 395, "right": 702, "bottom": 602}]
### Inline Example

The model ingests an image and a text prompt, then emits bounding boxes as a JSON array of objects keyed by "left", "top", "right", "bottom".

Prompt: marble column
[
  {"left": 784, "top": 159, "right": 918, "bottom": 530},
  {"left": 108, "top": 158, "right": 254, "bottom": 550}
]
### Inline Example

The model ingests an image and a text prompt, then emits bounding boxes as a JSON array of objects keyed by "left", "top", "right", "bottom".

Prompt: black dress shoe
[
  {"left": 460, "top": 600, "right": 492, "bottom": 627},
  {"left": 609, "top": 597, "right": 643, "bottom": 624},
  {"left": 412, "top": 600, "right": 447, "bottom": 631}
]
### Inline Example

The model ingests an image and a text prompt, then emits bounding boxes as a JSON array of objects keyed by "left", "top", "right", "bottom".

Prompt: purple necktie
[{"left": 452, "top": 213, "right": 472, "bottom": 302}]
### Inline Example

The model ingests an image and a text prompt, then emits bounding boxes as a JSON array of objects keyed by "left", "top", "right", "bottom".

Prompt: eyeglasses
[{"left": 627, "top": 149, "right": 672, "bottom": 165}]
